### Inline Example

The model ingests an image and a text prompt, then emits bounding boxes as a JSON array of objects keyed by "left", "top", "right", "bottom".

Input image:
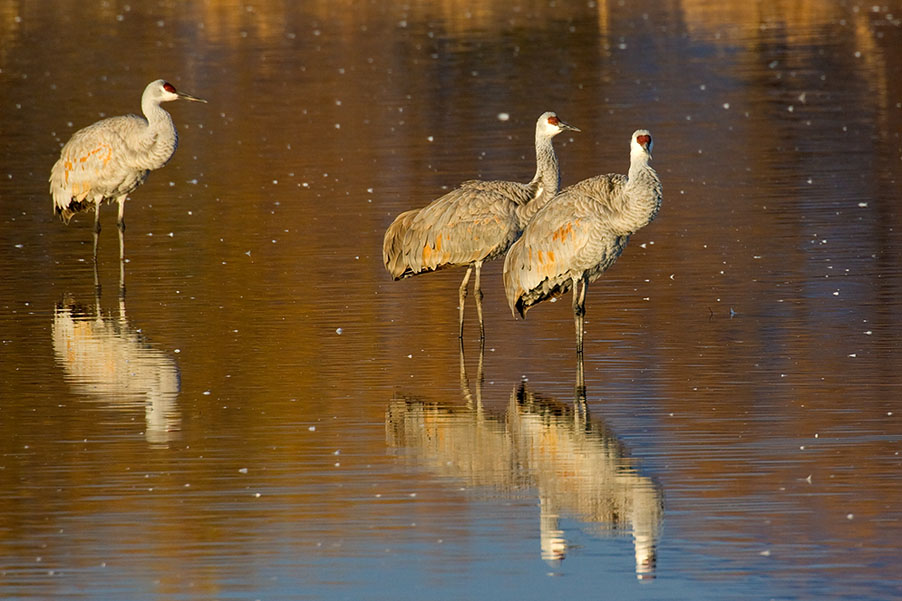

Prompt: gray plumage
[
  {"left": 49, "top": 79, "right": 206, "bottom": 260},
  {"left": 503, "top": 129, "right": 662, "bottom": 353},
  {"left": 383, "top": 111, "right": 579, "bottom": 340}
]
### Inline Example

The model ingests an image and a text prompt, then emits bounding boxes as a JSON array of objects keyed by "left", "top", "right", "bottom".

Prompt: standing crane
[
  {"left": 503, "top": 129, "right": 662, "bottom": 354},
  {"left": 50, "top": 79, "right": 206, "bottom": 262},
  {"left": 383, "top": 112, "right": 579, "bottom": 340}
]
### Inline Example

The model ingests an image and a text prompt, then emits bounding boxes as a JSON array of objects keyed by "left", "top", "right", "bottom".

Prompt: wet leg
[
  {"left": 473, "top": 261, "right": 485, "bottom": 340},
  {"left": 116, "top": 196, "right": 126, "bottom": 262},
  {"left": 572, "top": 276, "right": 587, "bottom": 354},
  {"left": 458, "top": 265, "right": 473, "bottom": 339},
  {"left": 92, "top": 203, "right": 102, "bottom": 262}
]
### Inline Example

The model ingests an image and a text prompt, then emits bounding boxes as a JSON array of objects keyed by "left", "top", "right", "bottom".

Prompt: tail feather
[{"left": 383, "top": 209, "right": 420, "bottom": 279}]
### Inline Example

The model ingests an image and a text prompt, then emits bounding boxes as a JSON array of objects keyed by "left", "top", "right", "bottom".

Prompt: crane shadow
[
  {"left": 51, "top": 269, "right": 181, "bottom": 446},
  {"left": 385, "top": 350, "right": 663, "bottom": 578}
]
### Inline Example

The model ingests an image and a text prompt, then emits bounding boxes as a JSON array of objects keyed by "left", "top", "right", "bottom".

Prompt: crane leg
[
  {"left": 116, "top": 196, "right": 126, "bottom": 231},
  {"left": 92, "top": 204, "right": 102, "bottom": 263},
  {"left": 116, "top": 196, "right": 126, "bottom": 264},
  {"left": 572, "top": 276, "right": 587, "bottom": 354},
  {"left": 473, "top": 260, "right": 485, "bottom": 341},
  {"left": 458, "top": 265, "right": 473, "bottom": 339}
]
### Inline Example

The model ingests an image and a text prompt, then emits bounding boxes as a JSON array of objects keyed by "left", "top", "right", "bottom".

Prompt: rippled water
[{"left": 1, "top": 1, "right": 901, "bottom": 599}]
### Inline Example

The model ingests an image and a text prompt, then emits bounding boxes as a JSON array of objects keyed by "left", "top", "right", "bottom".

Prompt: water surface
[{"left": 1, "top": 1, "right": 901, "bottom": 599}]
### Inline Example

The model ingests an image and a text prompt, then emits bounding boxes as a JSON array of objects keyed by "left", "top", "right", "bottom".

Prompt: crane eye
[
  {"left": 163, "top": 82, "right": 177, "bottom": 94},
  {"left": 547, "top": 116, "right": 560, "bottom": 126}
]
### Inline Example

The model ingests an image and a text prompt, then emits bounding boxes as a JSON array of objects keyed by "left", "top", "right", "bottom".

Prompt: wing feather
[
  {"left": 49, "top": 115, "right": 150, "bottom": 222},
  {"left": 384, "top": 183, "right": 521, "bottom": 279},
  {"left": 503, "top": 174, "right": 629, "bottom": 317}
]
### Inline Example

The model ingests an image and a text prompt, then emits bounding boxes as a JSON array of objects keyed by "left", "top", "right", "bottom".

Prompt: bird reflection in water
[
  {"left": 51, "top": 269, "right": 180, "bottom": 445},
  {"left": 386, "top": 348, "right": 662, "bottom": 579}
]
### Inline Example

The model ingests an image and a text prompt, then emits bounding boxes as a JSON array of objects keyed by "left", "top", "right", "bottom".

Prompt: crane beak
[
  {"left": 178, "top": 91, "right": 207, "bottom": 103},
  {"left": 559, "top": 120, "right": 580, "bottom": 133}
]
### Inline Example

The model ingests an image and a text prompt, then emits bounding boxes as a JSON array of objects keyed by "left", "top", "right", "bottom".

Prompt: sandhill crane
[
  {"left": 383, "top": 112, "right": 579, "bottom": 340},
  {"left": 49, "top": 79, "right": 206, "bottom": 261},
  {"left": 503, "top": 129, "right": 662, "bottom": 354}
]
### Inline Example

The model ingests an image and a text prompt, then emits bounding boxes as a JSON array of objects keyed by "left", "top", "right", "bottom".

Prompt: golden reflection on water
[
  {"left": 51, "top": 285, "right": 181, "bottom": 446},
  {"left": 387, "top": 350, "right": 663, "bottom": 578}
]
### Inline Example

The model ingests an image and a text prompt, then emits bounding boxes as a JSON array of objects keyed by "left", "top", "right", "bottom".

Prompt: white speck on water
[
  {"left": 760, "top": 549, "right": 771, "bottom": 557},
  {"left": 847, "top": 513, "right": 854, "bottom": 520},
  {"left": 308, "top": 426, "right": 316, "bottom": 432},
  {"left": 174, "top": 349, "right": 180, "bottom": 353},
  {"left": 497, "top": 112, "right": 510, "bottom": 121},
  {"left": 14, "top": 244, "right": 23, "bottom": 249},
  {"left": 254, "top": 492, "right": 261, "bottom": 498},
  {"left": 203, "top": 391, "right": 211, "bottom": 396},
  {"left": 849, "top": 354, "right": 857, "bottom": 358},
  {"left": 239, "top": 468, "right": 248, "bottom": 474},
  {"left": 336, "top": 328, "right": 343, "bottom": 335},
  {"left": 427, "top": 136, "right": 434, "bottom": 142},
  {"left": 722, "top": 102, "right": 730, "bottom": 109},
  {"left": 833, "top": 291, "right": 840, "bottom": 296},
  {"left": 245, "top": 250, "right": 251, "bottom": 256},
  {"left": 168, "top": 232, "right": 174, "bottom": 238},
  {"left": 407, "top": 354, "right": 413, "bottom": 358}
]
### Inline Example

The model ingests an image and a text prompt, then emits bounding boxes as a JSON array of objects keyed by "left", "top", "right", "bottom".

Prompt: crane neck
[
  {"left": 142, "top": 97, "right": 175, "bottom": 129},
  {"left": 616, "top": 150, "right": 662, "bottom": 234},
  {"left": 532, "top": 132, "right": 561, "bottom": 196},
  {"left": 135, "top": 98, "right": 179, "bottom": 170},
  {"left": 517, "top": 133, "right": 562, "bottom": 227}
]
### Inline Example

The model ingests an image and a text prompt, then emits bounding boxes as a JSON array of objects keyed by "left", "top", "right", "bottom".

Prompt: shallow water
[{"left": 1, "top": 1, "right": 901, "bottom": 599}]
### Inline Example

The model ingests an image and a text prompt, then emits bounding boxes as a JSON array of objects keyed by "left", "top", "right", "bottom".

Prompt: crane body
[
  {"left": 383, "top": 112, "right": 579, "bottom": 340},
  {"left": 503, "top": 129, "right": 662, "bottom": 353}
]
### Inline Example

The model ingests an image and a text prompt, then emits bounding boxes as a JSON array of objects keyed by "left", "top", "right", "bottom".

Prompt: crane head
[
  {"left": 538, "top": 111, "right": 580, "bottom": 137},
  {"left": 146, "top": 79, "right": 207, "bottom": 104},
  {"left": 631, "top": 129, "right": 653, "bottom": 160}
]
